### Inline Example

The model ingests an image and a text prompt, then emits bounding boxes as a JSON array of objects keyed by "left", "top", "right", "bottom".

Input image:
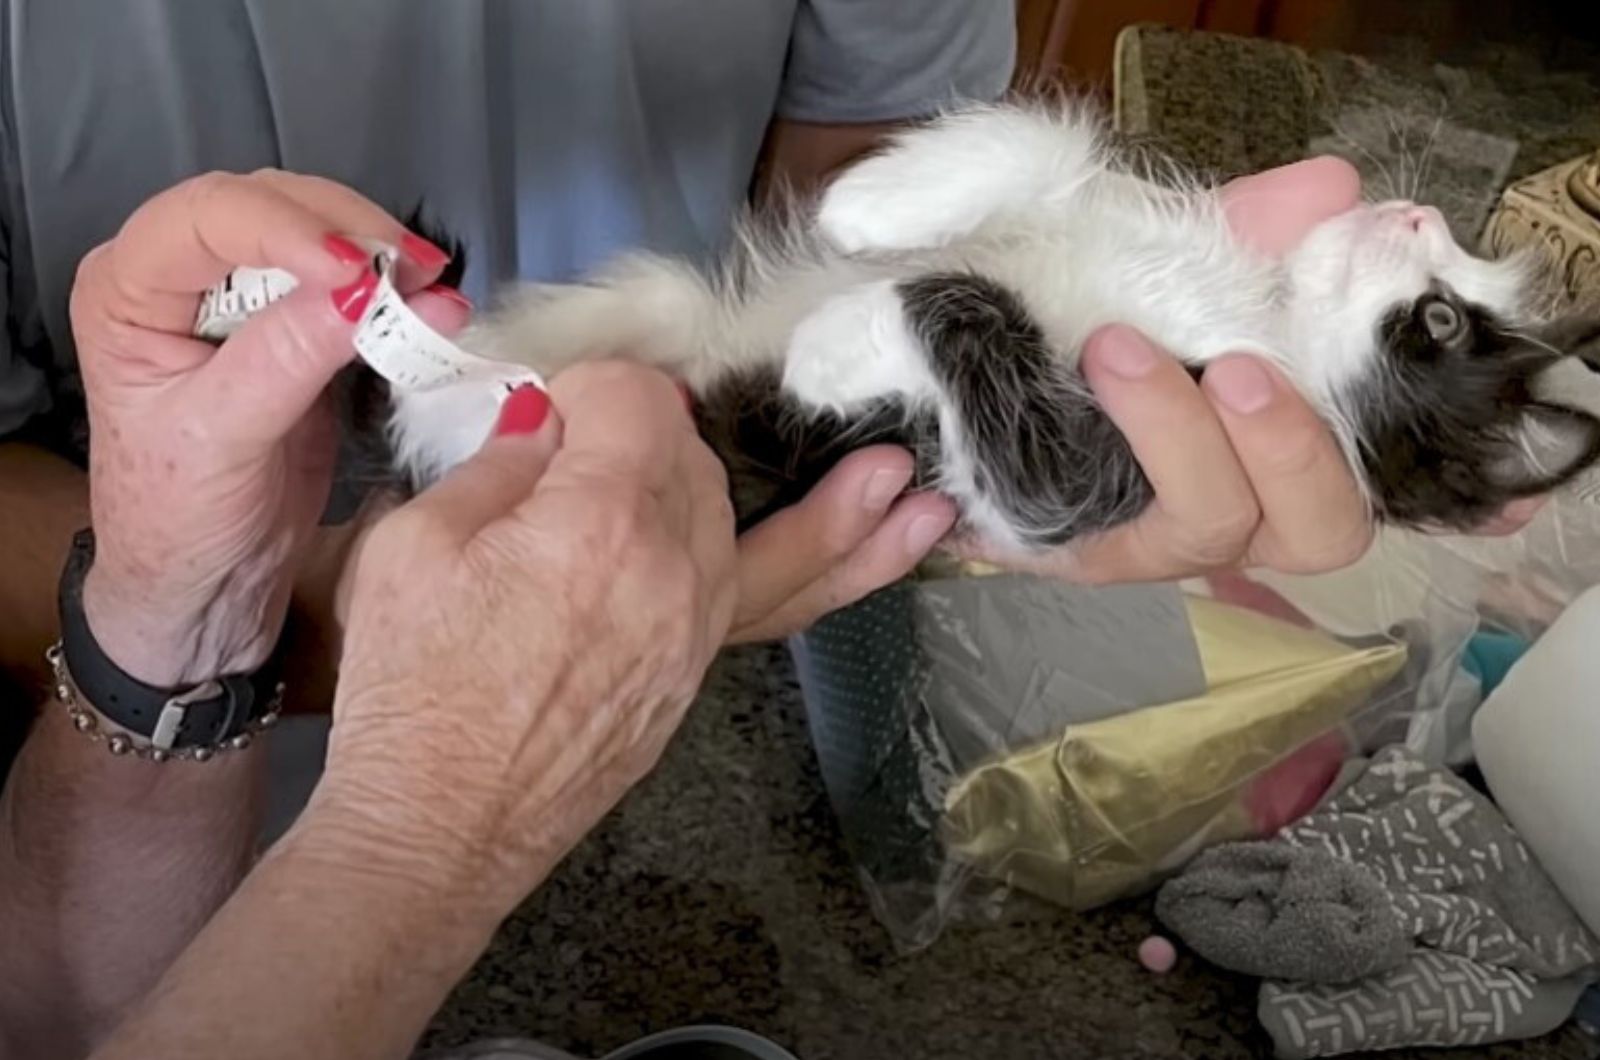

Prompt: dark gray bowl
[{"left": 418, "top": 1026, "right": 798, "bottom": 1060}]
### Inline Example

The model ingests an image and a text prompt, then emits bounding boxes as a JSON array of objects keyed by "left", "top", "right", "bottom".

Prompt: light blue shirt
[{"left": 0, "top": 0, "right": 1015, "bottom": 445}]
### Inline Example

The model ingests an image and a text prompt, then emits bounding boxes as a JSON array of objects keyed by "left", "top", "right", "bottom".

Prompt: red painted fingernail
[
  {"left": 494, "top": 385, "right": 551, "bottom": 437},
  {"left": 424, "top": 283, "right": 473, "bottom": 311},
  {"left": 402, "top": 232, "right": 451, "bottom": 271},
  {"left": 323, "top": 234, "right": 368, "bottom": 267},
  {"left": 331, "top": 268, "right": 379, "bottom": 322}
]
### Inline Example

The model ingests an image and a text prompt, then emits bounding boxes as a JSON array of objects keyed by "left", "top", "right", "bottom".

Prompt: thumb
[
  {"left": 187, "top": 273, "right": 368, "bottom": 447},
  {"left": 405, "top": 386, "right": 565, "bottom": 544},
  {"left": 189, "top": 275, "right": 474, "bottom": 448},
  {"left": 1221, "top": 156, "right": 1362, "bottom": 257}
]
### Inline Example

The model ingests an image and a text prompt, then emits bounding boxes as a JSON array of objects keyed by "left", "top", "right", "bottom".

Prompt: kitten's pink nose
[{"left": 1399, "top": 205, "right": 1444, "bottom": 232}]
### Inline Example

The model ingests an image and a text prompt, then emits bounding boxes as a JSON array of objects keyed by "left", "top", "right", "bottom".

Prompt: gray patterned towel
[
  {"left": 1159, "top": 747, "right": 1599, "bottom": 1058},
  {"left": 1259, "top": 952, "right": 1590, "bottom": 1058},
  {"left": 1156, "top": 843, "right": 1410, "bottom": 984}
]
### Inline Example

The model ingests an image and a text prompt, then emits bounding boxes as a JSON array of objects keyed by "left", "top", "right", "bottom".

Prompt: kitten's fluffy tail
[
  {"left": 466, "top": 253, "right": 740, "bottom": 389},
  {"left": 461, "top": 200, "right": 878, "bottom": 392}
]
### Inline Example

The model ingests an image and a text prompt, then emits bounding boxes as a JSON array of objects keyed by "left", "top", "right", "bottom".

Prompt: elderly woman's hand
[
  {"left": 69, "top": 170, "right": 467, "bottom": 687},
  {"left": 307, "top": 362, "right": 736, "bottom": 911}
]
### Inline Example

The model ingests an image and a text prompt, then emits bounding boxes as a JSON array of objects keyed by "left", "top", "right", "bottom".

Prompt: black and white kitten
[{"left": 381, "top": 103, "right": 1600, "bottom": 550}]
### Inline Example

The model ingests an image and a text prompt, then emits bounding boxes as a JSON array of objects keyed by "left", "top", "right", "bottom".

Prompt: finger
[
  {"left": 732, "top": 446, "right": 919, "bottom": 620},
  {"left": 731, "top": 490, "right": 956, "bottom": 644},
  {"left": 1045, "top": 327, "right": 1259, "bottom": 582},
  {"left": 249, "top": 169, "right": 451, "bottom": 292},
  {"left": 110, "top": 173, "right": 368, "bottom": 329},
  {"left": 677, "top": 441, "right": 741, "bottom": 648},
  {"left": 1469, "top": 496, "right": 1546, "bottom": 537},
  {"left": 1201, "top": 355, "right": 1372, "bottom": 573},
  {"left": 398, "top": 283, "right": 474, "bottom": 338},
  {"left": 532, "top": 361, "right": 696, "bottom": 497},
  {"left": 332, "top": 490, "right": 404, "bottom": 631},
  {"left": 407, "top": 386, "right": 564, "bottom": 544},
  {"left": 187, "top": 283, "right": 473, "bottom": 449},
  {"left": 1221, "top": 156, "right": 1362, "bottom": 257},
  {"left": 489, "top": 365, "right": 698, "bottom": 585}
]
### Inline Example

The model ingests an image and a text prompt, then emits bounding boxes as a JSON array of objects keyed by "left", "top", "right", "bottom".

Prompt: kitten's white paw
[
  {"left": 818, "top": 159, "right": 988, "bottom": 254},
  {"left": 816, "top": 107, "right": 1102, "bottom": 254},
  {"left": 782, "top": 282, "right": 936, "bottom": 412}
]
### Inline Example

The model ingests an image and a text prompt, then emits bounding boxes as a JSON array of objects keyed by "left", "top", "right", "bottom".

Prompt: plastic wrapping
[{"left": 791, "top": 366, "right": 1600, "bottom": 950}]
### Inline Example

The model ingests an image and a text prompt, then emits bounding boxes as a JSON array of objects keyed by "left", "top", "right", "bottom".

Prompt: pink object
[
  {"left": 1139, "top": 935, "right": 1178, "bottom": 973},
  {"left": 1243, "top": 729, "right": 1348, "bottom": 835},
  {"left": 1205, "top": 571, "right": 1314, "bottom": 628}
]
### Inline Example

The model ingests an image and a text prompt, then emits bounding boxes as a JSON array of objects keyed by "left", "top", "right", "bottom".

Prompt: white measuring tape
[{"left": 194, "top": 240, "right": 543, "bottom": 396}]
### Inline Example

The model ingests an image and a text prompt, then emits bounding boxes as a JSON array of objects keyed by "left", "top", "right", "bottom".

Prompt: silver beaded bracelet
[{"left": 45, "top": 642, "right": 284, "bottom": 763}]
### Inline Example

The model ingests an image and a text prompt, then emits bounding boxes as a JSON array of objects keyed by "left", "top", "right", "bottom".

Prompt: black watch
[{"left": 53, "top": 528, "right": 285, "bottom": 756}]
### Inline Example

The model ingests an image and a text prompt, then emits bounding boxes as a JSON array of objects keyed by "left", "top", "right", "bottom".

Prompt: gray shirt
[{"left": 0, "top": 0, "right": 1015, "bottom": 444}]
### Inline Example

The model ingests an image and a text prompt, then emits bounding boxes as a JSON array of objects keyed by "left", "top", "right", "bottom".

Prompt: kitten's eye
[{"left": 1422, "top": 299, "right": 1464, "bottom": 343}]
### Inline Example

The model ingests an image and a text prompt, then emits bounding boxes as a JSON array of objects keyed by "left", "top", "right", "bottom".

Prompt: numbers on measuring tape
[{"left": 193, "top": 242, "right": 542, "bottom": 398}]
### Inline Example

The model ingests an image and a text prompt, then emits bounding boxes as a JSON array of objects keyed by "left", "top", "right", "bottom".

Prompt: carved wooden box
[{"left": 1481, "top": 150, "right": 1600, "bottom": 307}]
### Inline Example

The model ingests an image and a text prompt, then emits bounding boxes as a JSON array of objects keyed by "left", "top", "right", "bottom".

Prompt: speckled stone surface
[
  {"left": 421, "top": 30, "right": 1600, "bottom": 1060},
  {"left": 1114, "top": 27, "right": 1325, "bottom": 179},
  {"left": 421, "top": 647, "right": 1597, "bottom": 1060},
  {"left": 1116, "top": 27, "right": 1600, "bottom": 244}
]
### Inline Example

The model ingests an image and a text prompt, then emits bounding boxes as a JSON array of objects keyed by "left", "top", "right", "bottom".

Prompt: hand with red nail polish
[
  {"left": 324, "top": 361, "right": 735, "bottom": 918},
  {"left": 69, "top": 169, "right": 466, "bottom": 687}
]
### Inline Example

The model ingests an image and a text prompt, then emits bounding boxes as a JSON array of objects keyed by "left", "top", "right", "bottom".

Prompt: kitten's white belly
[
  {"left": 953, "top": 225, "right": 1286, "bottom": 374},
  {"left": 396, "top": 186, "right": 1290, "bottom": 486}
]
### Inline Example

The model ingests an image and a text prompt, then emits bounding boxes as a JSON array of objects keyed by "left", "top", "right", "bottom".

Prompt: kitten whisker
[
  {"left": 1505, "top": 329, "right": 1566, "bottom": 361},
  {"left": 1327, "top": 116, "right": 1400, "bottom": 202},
  {"left": 1412, "top": 111, "right": 1446, "bottom": 203}
]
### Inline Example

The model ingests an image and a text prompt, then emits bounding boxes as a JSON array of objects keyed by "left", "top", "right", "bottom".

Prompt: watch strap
[{"left": 56, "top": 528, "right": 283, "bottom": 751}]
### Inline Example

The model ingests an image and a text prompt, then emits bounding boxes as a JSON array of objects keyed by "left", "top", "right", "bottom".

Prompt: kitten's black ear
[{"left": 1486, "top": 403, "right": 1600, "bottom": 495}]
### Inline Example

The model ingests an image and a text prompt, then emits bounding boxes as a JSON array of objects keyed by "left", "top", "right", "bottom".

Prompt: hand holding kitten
[
  {"left": 966, "top": 157, "right": 1540, "bottom": 585},
  {"left": 588, "top": 156, "right": 1541, "bottom": 638}
]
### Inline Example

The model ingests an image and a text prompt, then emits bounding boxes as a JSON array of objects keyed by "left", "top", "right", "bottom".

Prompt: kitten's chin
[
  {"left": 1280, "top": 202, "right": 1437, "bottom": 339},
  {"left": 1281, "top": 204, "right": 1378, "bottom": 298}
]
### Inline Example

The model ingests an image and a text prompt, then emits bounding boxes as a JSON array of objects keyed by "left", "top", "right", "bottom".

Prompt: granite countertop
[
  {"left": 422, "top": 29, "right": 1600, "bottom": 1060},
  {"left": 421, "top": 648, "right": 1595, "bottom": 1060}
]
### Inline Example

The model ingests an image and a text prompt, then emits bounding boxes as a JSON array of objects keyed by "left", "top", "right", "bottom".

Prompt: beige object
[
  {"left": 1481, "top": 150, "right": 1600, "bottom": 308},
  {"left": 942, "top": 596, "right": 1407, "bottom": 911}
]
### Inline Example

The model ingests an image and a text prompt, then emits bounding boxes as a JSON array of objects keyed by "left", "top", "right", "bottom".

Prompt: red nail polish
[
  {"left": 402, "top": 233, "right": 451, "bottom": 271},
  {"left": 494, "top": 385, "right": 551, "bottom": 437},
  {"left": 331, "top": 269, "right": 379, "bottom": 322},
  {"left": 324, "top": 234, "right": 368, "bottom": 267},
  {"left": 424, "top": 283, "right": 473, "bottom": 311}
]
